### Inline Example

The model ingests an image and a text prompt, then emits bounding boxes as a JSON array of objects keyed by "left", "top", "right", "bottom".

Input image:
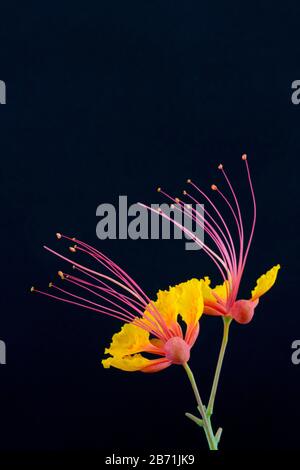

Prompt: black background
[{"left": 0, "top": 0, "right": 299, "bottom": 456}]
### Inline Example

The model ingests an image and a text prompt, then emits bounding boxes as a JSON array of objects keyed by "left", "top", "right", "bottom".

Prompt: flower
[
  {"left": 201, "top": 264, "right": 280, "bottom": 324},
  {"left": 31, "top": 234, "right": 204, "bottom": 372},
  {"left": 144, "top": 155, "right": 280, "bottom": 324}
]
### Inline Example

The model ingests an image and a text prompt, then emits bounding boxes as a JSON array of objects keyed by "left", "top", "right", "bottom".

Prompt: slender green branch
[
  {"left": 185, "top": 412, "right": 203, "bottom": 427},
  {"left": 207, "top": 316, "right": 232, "bottom": 416},
  {"left": 183, "top": 363, "right": 218, "bottom": 450},
  {"left": 215, "top": 427, "right": 223, "bottom": 444}
]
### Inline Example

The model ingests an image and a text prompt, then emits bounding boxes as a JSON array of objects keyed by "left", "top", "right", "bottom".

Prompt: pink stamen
[
  {"left": 159, "top": 186, "right": 234, "bottom": 274},
  {"left": 62, "top": 274, "right": 165, "bottom": 339},
  {"left": 50, "top": 282, "right": 137, "bottom": 322},
  {"left": 188, "top": 181, "right": 238, "bottom": 275},
  {"left": 44, "top": 245, "right": 138, "bottom": 299},
  {"left": 182, "top": 192, "right": 235, "bottom": 276},
  {"left": 42, "top": 238, "right": 172, "bottom": 341},
  {"left": 32, "top": 288, "right": 144, "bottom": 326},
  {"left": 146, "top": 155, "right": 257, "bottom": 311},
  {"left": 61, "top": 236, "right": 173, "bottom": 339},
  {"left": 139, "top": 202, "right": 228, "bottom": 283},
  {"left": 241, "top": 156, "right": 257, "bottom": 271},
  {"left": 70, "top": 266, "right": 146, "bottom": 309}
]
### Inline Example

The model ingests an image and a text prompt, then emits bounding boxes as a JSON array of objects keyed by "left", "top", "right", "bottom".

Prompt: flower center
[{"left": 164, "top": 337, "right": 190, "bottom": 365}]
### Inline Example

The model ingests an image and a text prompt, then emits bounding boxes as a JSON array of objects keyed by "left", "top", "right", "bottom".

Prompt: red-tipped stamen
[
  {"left": 145, "top": 155, "right": 257, "bottom": 311},
  {"left": 55, "top": 235, "right": 172, "bottom": 339},
  {"left": 146, "top": 188, "right": 233, "bottom": 277},
  {"left": 187, "top": 181, "right": 238, "bottom": 273},
  {"left": 139, "top": 202, "right": 228, "bottom": 284},
  {"left": 241, "top": 157, "right": 257, "bottom": 271},
  {"left": 60, "top": 273, "right": 164, "bottom": 337},
  {"left": 41, "top": 237, "right": 174, "bottom": 341}
]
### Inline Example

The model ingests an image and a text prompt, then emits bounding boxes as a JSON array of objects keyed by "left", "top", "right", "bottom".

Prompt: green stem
[
  {"left": 207, "top": 316, "right": 232, "bottom": 417},
  {"left": 183, "top": 363, "right": 218, "bottom": 450}
]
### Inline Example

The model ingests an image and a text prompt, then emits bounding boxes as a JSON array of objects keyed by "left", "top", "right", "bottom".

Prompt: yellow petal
[
  {"left": 212, "top": 280, "right": 230, "bottom": 301},
  {"left": 143, "top": 287, "right": 178, "bottom": 330},
  {"left": 104, "top": 323, "right": 151, "bottom": 358},
  {"left": 201, "top": 276, "right": 229, "bottom": 304},
  {"left": 175, "top": 278, "right": 204, "bottom": 325},
  {"left": 251, "top": 264, "right": 281, "bottom": 301},
  {"left": 102, "top": 353, "right": 151, "bottom": 372},
  {"left": 201, "top": 276, "right": 215, "bottom": 302},
  {"left": 154, "top": 287, "right": 178, "bottom": 325}
]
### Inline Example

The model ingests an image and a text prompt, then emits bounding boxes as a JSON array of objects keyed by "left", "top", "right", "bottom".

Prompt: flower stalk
[
  {"left": 183, "top": 363, "right": 218, "bottom": 450},
  {"left": 207, "top": 316, "right": 232, "bottom": 417},
  {"left": 183, "top": 316, "right": 231, "bottom": 450}
]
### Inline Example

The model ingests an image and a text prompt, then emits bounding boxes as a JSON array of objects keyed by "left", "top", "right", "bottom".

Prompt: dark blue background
[{"left": 0, "top": 0, "right": 299, "bottom": 455}]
